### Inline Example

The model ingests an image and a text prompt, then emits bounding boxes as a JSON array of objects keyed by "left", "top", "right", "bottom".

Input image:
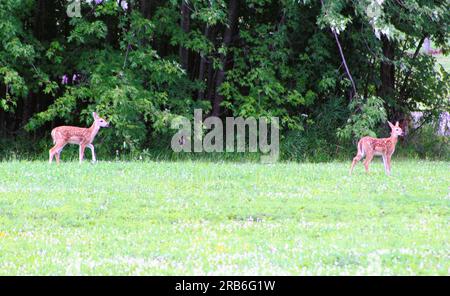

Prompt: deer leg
[
  {"left": 385, "top": 155, "right": 392, "bottom": 175},
  {"left": 49, "top": 143, "right": 64, "bottom": 164},
  {"left": 382, "top": 155, "right": 388, "bottom": 175},
  {"left": 87, "top": 144, "right": 96, "bottom": 163},
  {"left": 363, "top": 153, "right": 374, "bottom": 173},
  {"left": 49, "top": 148, "right": 54, "bottom": 164},
  {"left": 349, "top": 154, "right": 363, "bottom": 175},
  {"left": 55, "top": 143, "right": 66, "bottom": 165},
  {"left": 79, "top": 144, "right": 86, "bottom": 163},
  {"left": 55, "top": 152, "right": 61, "bottom": 164}
]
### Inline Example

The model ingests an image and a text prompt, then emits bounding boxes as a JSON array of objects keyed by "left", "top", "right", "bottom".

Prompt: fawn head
[
  {"left": 93, "top": 112, "right": 109, "bottom": 128},
  {"left": 388, "top": 121, "right": 403, "bottom": 137}
]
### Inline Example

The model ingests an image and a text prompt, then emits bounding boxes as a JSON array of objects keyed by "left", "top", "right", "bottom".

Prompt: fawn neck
[
  {"left": 88, "top": 122, "right": 101, "bottom": 140},
  {"left": 389, "top": 132, "right": 399, "bottom": 145}
]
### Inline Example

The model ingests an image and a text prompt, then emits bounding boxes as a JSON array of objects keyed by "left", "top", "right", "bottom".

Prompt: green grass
[{"left": 0, "top": 160, "right": 448, "bottom": 275}]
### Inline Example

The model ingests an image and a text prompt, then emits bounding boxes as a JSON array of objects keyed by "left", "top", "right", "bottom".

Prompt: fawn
[
  {"left": 49, "top": 112, "right": 109, "bottom": 164},
  {"left": 349, "top": 121, "right": 403, "bottom": 175}
]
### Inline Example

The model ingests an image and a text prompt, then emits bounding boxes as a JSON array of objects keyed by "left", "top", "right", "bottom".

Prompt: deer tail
[
  {"left": 51, "top": 129, "right": 57, "bottom": 145},
  {"left": 357, "top": 139, "right": 364, "bottom": 157}
]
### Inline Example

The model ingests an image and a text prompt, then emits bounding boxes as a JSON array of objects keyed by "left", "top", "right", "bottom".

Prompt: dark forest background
[{"left": 0, "top": 0, "right": 448, "bottom": 161}]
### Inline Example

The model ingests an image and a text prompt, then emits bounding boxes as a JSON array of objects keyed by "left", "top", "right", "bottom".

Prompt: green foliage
[
  {"left": 0, "top": 0, "right": 449, "bottom": 160},
  {"left": 0, "top": 67, "right": 27, "bottom": 111},
  {"left": 397, "top": 54, "right": 450, "bottom": 114},
  {"left": 25, "top": 9, "right": 203, "bottom": 152},
  {"left": 403, "top": 123, "right": 450, "bottom": 160},
  {"left": 68, "top": 19, "right": 108, "bottom": 44},
  {"left": 337, "top": 96, "right": 387, "bottom": 140}
]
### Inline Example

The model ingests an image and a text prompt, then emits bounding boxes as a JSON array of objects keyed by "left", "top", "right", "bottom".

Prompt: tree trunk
[
  {"left": 197, "top": 26, "right": 210, "bottom": 100},
  {"left": 179, "top": 0, "right": 190, "bottom": 70},
  {"left": 378, "top": 34, "right": 395, "bottom": 99},
  {"left": 206, "top": 61, "right": 216, "bottom": 102},
  {"left": 21, "top": 94, "right": 34, "bottom": 128},
  {"left": 139, "top": 0, "right": 153, "bottom": 19},
  {"left": 34, "top": 0, "right": 58, "bottom": 41},
  {"left": 320, "top": 0, "right": 356, "bottom": 99},
  {"left": 398, "top": 36, "right": 426, "bottom": 101},
  {"left": 212, "top": 0, "right": 239, "bottom": 117},
  {"left": 0, "top": 109, "right": 4, "bottom": 137}
]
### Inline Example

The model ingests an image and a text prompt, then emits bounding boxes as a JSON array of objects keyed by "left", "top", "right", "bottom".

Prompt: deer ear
[
  {"left": 92, "top": 112, "right": 98, "bottom": 119},
  {"left": 388, "top": 121, "right": 395, "bottom": 129},
  {"left": 395, "top": 121, "right": 399, "bottom": 127}
]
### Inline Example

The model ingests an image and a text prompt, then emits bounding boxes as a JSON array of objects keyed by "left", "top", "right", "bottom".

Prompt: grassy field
[{"left": 0, "top": 160, "right": 448, "bottom": 275}]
